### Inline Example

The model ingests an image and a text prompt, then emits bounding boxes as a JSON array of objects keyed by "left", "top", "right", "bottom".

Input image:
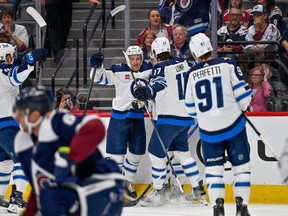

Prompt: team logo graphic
[
  {"left": 179, "top": 0, "right": 193, "bottom": 11},
  {"left": 130, "top": 78, "right": 148, "bottom": 98}
]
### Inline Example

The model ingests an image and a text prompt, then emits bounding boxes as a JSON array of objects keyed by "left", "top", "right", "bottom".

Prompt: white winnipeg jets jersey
[
  {"left": 150, "top": 58, "right": 195, "bottom": 126},
  {"left": 91, "top": 62, "right": 152, "bottom": 119},
  {"left": 185, "top": 58, "right": 252, "bottom": 142},
  {"left": 0, "top": 62, "right": 34, "bottom": 123}
]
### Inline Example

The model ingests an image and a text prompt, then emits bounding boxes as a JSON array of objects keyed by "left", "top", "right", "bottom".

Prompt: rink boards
[
  {"left": 96, "top": 112, "right": 288, "bottom": 204},
  {"left": 8, "top": 112, "right": 288, "bottom": 204}
]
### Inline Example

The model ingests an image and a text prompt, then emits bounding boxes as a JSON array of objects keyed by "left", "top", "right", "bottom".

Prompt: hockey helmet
[
  {"left": 14, "top": 85, "right": 54, "bottom": 116},
  {"left": 126, "top": 45, "right": 143, "bottom": 60},
  {"left": 151, "top": 37, "right": 170, "bottom": 55},
  {"left": 0, "top": 43, "right": 16, "bottom": 63},
  {"left": 189, "top": 33, "right": 213, "bottom": 58}
]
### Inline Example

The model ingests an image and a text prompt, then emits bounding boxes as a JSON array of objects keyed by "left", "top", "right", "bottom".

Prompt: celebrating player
[
  {"left": 13, "top": 85, "right": 124, "bottom": 216},
  {"left": 185, "top": 33, "right": 252, "bottom": 216},
  {"left": 88, "top": 46, "right": 153, "bottom": 201},
  {"left": 0, "top": 43, "right": 46, "bottom": 212},
  {"left": 133, "top": 37, "right": 206, "bottom": 207}
]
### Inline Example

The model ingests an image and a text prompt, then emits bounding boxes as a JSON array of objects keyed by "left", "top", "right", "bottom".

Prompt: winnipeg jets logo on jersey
[
  {"left": 179, "top": 0, "right": 193, "bottom": 11},
  {"left": 130, "top": 78, "right": 148, "bottom": 98}
]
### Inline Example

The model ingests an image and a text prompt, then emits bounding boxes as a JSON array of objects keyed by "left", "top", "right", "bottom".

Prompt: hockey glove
[
  {"left": 25, "top": 48, "right": 47, "bottom": 65},
  {"left": 134, "top": 85, "right": 154, "bottom": 101},
  {"left": 131, "top": 100, "right": 145, "bottom": 112},
  {"left": 88, "top": 52, "right": 104, "bottom": 68},
  {"left": 54, "top": 147, "right": 78, "bottom": 184}
]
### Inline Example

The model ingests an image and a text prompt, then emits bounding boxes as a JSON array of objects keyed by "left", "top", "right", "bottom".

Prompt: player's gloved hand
[
  {"left": 25, "top": 48, "right": 47, "bottom": 65},
  {"left": 54, "top": 146, "right": 77, "bottom": 184},
  {"left": 89, "top": 52, "right": 104, "bottom": 68},
  {"left": 132, "top": 100, "right": 145, "bottom": 112},
  {"left": 134, "top": 86, "right": 154, "bottom": 101}
]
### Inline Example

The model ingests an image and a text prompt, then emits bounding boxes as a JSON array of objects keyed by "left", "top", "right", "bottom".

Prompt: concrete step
[
  {"left": 42, "top": 56, "right": 125, "bottom": 69},
  {"left": 66, "top": 38, "right": 135, "bottom": 47},
  {"left": 72, "top": 8, "right": 150, "bottom": 20},
  {"left": 68, "top": 28, "right": 142, "bottom": 40},
  {"left": 71, "top": 19, "right": 149, "bottom": 29}
]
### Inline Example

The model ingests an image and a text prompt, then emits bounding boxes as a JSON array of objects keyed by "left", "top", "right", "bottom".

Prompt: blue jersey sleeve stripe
[
  {"left": 232, "top": 81, "right": 247, "bottom": 90},
  {"left": 185, "top": 102, "right": 195, "bottom": 107},
  {"left": 236, "top": 90, "right": 253, "bottom": 102},
  {"left": 12, "top": 67, "right": 22, "bottom": 84}
]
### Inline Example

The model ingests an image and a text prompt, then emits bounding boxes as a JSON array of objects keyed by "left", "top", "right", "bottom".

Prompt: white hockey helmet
[
  {"left": 151, "top": 37, "right": 170, "bottom": 55},
  {"left": 0, "top": 43, "right": 16, "bottom": 63},
  {"left": 126, "top": 45, "right": 143, "bottom": 60},
  {"left": 189, "top": 33, "right": 213, "bottom": 58}
]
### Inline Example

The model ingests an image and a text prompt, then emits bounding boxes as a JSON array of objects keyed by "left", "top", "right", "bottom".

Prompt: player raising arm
[
  {"left": 185, "top": 33, "right": 253, "bottom": 216},
  {"left": 89, "top": 46, "right": 153, "bottom": 202}
]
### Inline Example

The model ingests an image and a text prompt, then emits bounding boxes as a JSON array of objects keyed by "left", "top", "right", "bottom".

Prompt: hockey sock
[
  {"left": 123, "top": 151, "right": 142, "bottom": 182},
  {"left": 109, "top": 154, "right": 125, "bottom": 172},
  {"left": 173, "top": 151, "right": 201, "bottom": 186},
  {"left": 12, "top": 163, "right": 28, "bottom": 194},
  {"left": 205, "top": 165, "right": 225, "bottom": 206},
  {"left": 0, "top": 160, "right": 13, "bottom": 195},
  {"left": 150, "top": 153, "right": 167, "bottom": 190},
  {"left": 233, "top": 162, "right": 251, "bottom": 205}
]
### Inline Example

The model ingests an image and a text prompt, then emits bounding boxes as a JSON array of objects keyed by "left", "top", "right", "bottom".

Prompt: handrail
[
  {"left": 51, "top": 37, "right": 80, "bottom": 96},
  {"left": 82, "top": 5, "right": 104, "bottom": 87}
]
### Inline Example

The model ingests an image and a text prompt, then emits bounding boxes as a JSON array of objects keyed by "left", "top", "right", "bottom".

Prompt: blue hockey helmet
[{"left": 14, "top": 85, "right": 54, "bottom": 116}]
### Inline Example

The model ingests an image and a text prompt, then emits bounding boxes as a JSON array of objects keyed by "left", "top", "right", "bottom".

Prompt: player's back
[
  {"left": 185, "top": 58, "right": 252, "bottom": 142},
  {"left": 154, "top": 58, "right": 194, "bottom": 126}
]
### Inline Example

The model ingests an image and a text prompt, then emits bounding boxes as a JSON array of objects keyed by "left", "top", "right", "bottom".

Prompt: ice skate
[
  {"left": 169, "top": 185, "right": 182, "bottom": 200},
  {"left": 0, "top": 196, "right": 10, "bottom": 208},
  {"left": 140, "top": 188, "right": 164, "bottom": 207},
  {"left": 124, "top": 181, "right": 137, "bottom": 201},
  {"left": 192, "top": 180, "right": 208, "bottom": 205},
  {"left": 213, "top": 198, "right": 225, "bottom": 216},
  {"left": 7, "top": 185, "right": 26, "bottom": 214},
  {"left": 162, "top": 183, "right": 172, "bottom": 203},
  {"left": 235, "top": 197, "right": 251, "bottom": 216}
]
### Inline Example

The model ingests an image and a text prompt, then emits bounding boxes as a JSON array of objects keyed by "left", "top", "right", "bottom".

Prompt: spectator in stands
[
  {"left": 264, "top": 63, "right": 288, "bottom": 111},
  {"left": 248, "top": 65, "right": 272, "bottom": 112},
  {"left": 136, "top": 9, "right": 173, "bottom": 46},
  {"left": 140, "top": 30, "right": 156, "bottom": 61},
  {"left": 0, "top": 8, "right": 28, "bottom": 55},
  {"left": 245, "top": 4, "right": 280, "bottom": 67},
  {"left": 222, "top": 0, "right": 251, "bottom": 27},
  {"left": 217, "top": 7, "right": 247, "bottom": 59},
  {"left": 173, "top": 0, "right": 210, "bottom": 37},
  {"left": 281, "top": 26, "right": 288, "bottom": 63},
  {"left": 55, "top": 87, "right": 79, "bottom": 110},
  {"left": 170, "top": 24, "right": 194, "bottom": 61},
  {"left": 255, "top": 0, "right": 283, "bottom": 33},
  {"left": 45, "top": 0, "right": 72, "bottom": 64},
  {"left": 88, "top": 0, "right": 100, "bottom": 5}
]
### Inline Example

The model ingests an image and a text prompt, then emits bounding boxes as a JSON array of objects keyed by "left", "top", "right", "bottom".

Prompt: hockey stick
[
  {"left": 83, "top": 5, "right": 126, "bottom": 115},
  {"left": 123, "top": 51, "right": 183, "bottom": 194},
  {"left": 124, "top": 155, "right": 175, "bottom": 207},
  {"left": 244, "top": 114, "right": 280, "bottom": 161},
  {"left": 26, "top": 6, "right": 47, "bottom": 85}
]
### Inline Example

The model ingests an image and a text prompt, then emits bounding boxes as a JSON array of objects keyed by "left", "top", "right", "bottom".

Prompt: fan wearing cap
[
  {"left": 88, "top": 47, "right": 153, "bottom": 202},
  {"left": 185, "top": 33, "right": 252, "bottom": 216},
  {"left": 245, "top": 4, "right": 280, "bottom": 53}
]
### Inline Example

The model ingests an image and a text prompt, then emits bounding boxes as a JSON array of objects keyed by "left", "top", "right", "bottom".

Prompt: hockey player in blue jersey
[
  {"left": 132, "top": 37, "right": 206, "bottom": 207},
  {"left": 88, "top": 46, "right": 153, "bottom": 201},
  {"left": 13, "top": 85, "right": 124, "bottom": 216},
  {"left": 185, "top": 33, "right": 252, "bottom": 216},
  {"left": 0, "top": 43, "right": 46, "bottom": 211}
]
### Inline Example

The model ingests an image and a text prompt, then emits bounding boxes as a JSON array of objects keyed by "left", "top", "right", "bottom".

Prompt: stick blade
[
  {"left": 26, "top": 7, "right": 47, "bottom": 28},
  {"left": 110, "top": 5, "right": 126, "bottom": 17}
]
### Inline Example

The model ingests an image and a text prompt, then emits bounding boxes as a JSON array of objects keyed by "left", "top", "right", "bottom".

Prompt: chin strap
[{"left": 24, "top": 115, "right": 43, "bottom": 135}]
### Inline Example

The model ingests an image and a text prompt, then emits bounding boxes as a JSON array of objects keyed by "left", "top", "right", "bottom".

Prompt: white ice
[{"left": 1, "top": 203, "right": 287, "bottom": 215}]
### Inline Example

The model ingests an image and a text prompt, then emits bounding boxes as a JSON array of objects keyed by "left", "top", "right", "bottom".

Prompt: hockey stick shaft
[
  {"left": 244, "top": 114, "right": 280, "bottom": 160},
  {"left": 83, "top": 5, "right": 126, "bottom": 115},
  {"left": 26, "top": 6, "right": 47, "bottom": 85}
]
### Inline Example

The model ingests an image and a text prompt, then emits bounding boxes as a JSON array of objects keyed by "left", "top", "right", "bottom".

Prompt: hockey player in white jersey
[
  {"left": 0, "top": 43, "right": 46, "bottom": 211},
  {"left": 89, "top": 46, "right": 153, "bottom": 201},
  {"left": 133, "top": 37, "right": 206, "bottom": 207},
  {"left": 185, "top": 33, "right": 253, "bottom": 216}
]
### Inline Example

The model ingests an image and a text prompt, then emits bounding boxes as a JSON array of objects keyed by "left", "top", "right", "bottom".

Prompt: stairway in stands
[{"left": 41, "top": 0, "right": 158, "bottom": 112}]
